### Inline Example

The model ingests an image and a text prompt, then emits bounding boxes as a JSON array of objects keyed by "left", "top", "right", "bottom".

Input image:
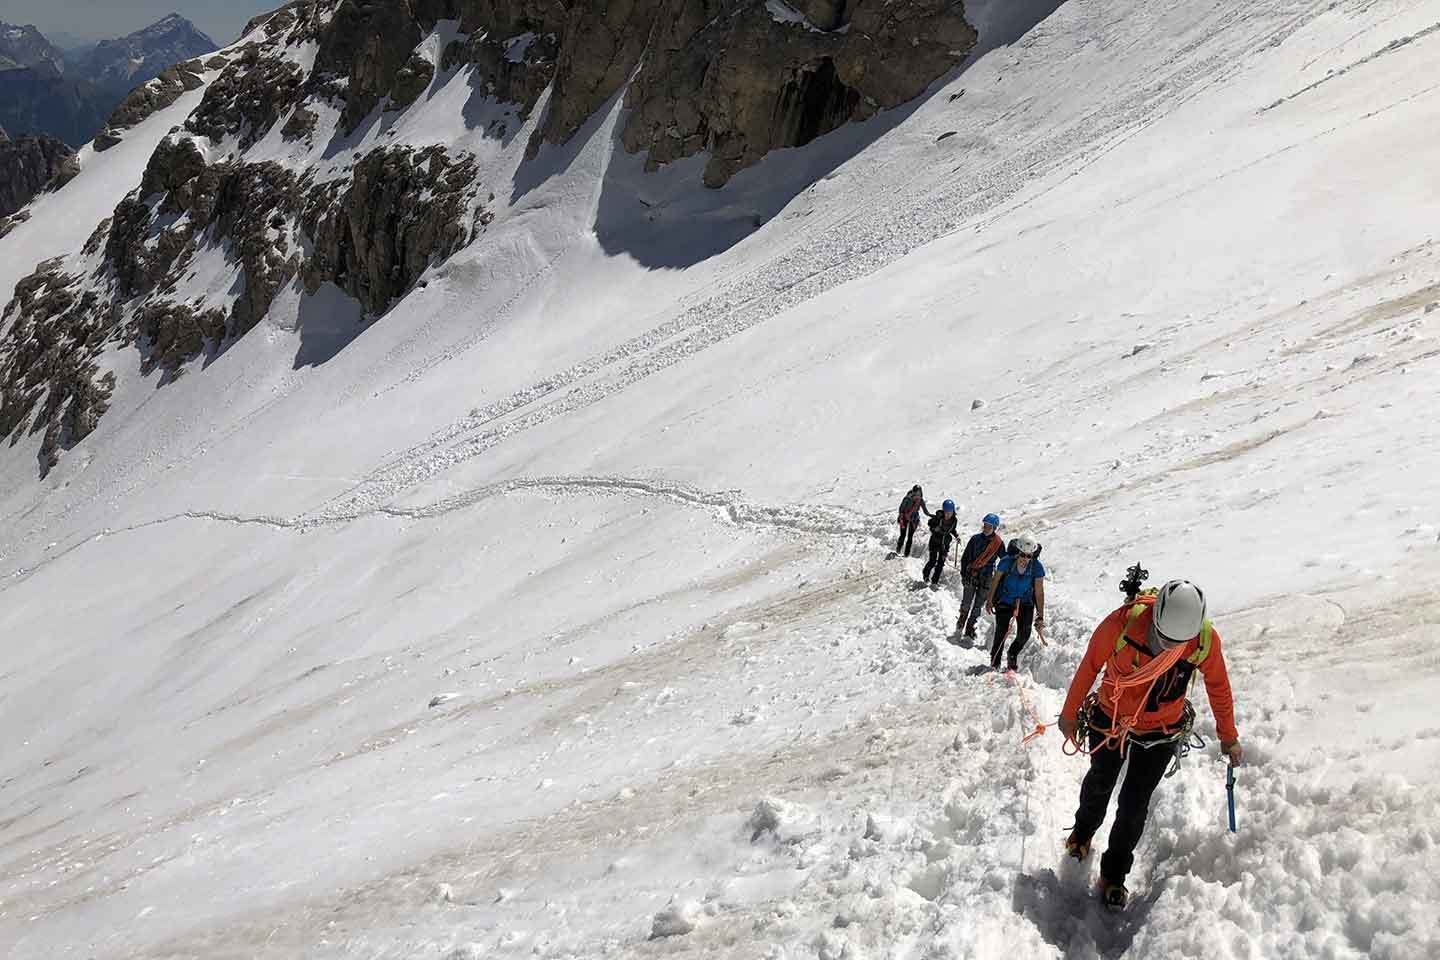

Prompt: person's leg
[
  {"left": 1006, "top": 603, "right": 1035, "bottom": 669},
  {"left": 964, "top": 574, "right": 989, "bottom": 633},
  {"left": 931, "top": 543, "right": 950, "bottom": 583},
  {"left": 990, "top": 603, "right": 1015, "bottom": 668},
  {"left": 958, "top": 580, "right": 978, "bottom": 629},
  {"left": 1072, "top": 725, "right": 1125, "bottom": 845},
  {"left": 922, "top": 540, "right": 937, "bottom": 579},
  {"left": 896, "top": 522, "right": 906, "bottom": 555},
  {"left": 1099, "top": 741, "right": 1178, "bottom": 885}
]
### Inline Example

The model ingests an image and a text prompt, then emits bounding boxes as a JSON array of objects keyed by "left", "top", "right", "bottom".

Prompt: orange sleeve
[
  {"left": 1061, "top": 606, "right": 1126, "bottom": 722},
  {"left": 1199, "top": 628, "right": 1239, "bottom": 743}
]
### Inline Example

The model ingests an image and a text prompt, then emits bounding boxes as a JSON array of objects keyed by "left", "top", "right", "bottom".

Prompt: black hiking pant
[
  {"left": 897, "top": 516, "right": 919, "bottom": 556},
  {"left": 1071, "top": 715, "right": 1178, "bottom": 886},
  {"left": 990, "top": 601, "right": 1034, "bottom": 669},
  {"left": 922, "top": 539, "right": 950, "bottom": 584}
]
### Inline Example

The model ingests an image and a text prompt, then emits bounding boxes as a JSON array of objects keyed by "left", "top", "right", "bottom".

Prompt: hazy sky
[{"left": 0, "top": 0, "right": 279, "bottom": 46}]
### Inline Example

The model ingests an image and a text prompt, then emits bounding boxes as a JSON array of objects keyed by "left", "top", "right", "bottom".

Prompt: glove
[
  {"left": 1221, "top": 739, "right": 1243, "bottom": 766},
  {"left": 1058, "top": 715, "right": 1079, "bottom": 745}
]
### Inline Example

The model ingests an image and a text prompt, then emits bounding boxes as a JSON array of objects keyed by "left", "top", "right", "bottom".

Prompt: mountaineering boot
[
  {"left": 1064, "top": 833, "right": 1091, "bottom": 861},
  {"left": 1007, "top": 658, "right": 1019, "bottom": 672},
  {"left": 964, "top": 626, "right": 977, "bottom": 640},
  {"left": 1099, "top": 877, "right": 1128, "bottom": 910}
]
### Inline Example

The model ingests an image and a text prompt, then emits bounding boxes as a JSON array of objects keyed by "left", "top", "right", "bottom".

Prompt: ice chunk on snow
[
  {"left": 747, "top": 797, "right": 821, "bottom": 843},
  {"left": 649, "top": 898, "right": 702, "bottom": 938}
]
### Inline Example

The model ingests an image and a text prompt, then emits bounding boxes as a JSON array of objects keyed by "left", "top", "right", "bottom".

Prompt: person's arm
[
  {"left": 1033, "top": 577, "right": 1046, "bottom": 624},
  {"left": 1199, "top": 629, "right": 1242, "bottom": 764},
  {"left": 1058, "top": 606, "right": 1126, "bottom": 741}
]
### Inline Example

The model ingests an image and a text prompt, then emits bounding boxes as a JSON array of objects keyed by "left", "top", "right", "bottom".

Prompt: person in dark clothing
[
  {"left": 956, "top": 513, "right": 1004, "bottom": 639},
  {"left": 895, "top": 485, "right": 931, "bottom": 557},
  {"left": 985, "top": 534, "right": 1046, "bottom": 670},
  {"left": 922, "top": 500, "right": 961, "bottom": 586}
]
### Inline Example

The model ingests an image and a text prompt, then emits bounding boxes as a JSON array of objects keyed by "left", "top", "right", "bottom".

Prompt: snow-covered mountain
[
  {"left": 0, "top": 21, "right": 67, "bottom": 76},
  {"left": 0, "top": 16, "right": 215, "bottom": 147},
  {"left": 2, "top": 0, "right": 1439, "bottom": 957},
  {"left": 67, "top": 13, "right": 218, "bottom": 100}
]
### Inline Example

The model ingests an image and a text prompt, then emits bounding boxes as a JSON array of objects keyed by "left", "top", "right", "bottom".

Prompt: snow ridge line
[
  {"left": 0, "top": 475, "right": 879, "bottom": 589},
  {"left": 1259, "top": 18, "right": 1440, "bottom": 113}
]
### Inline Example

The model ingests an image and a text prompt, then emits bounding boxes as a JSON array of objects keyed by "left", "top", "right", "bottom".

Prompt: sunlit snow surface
[{"left": 2, "top": 1, "right": 1440, "bottom": 958}]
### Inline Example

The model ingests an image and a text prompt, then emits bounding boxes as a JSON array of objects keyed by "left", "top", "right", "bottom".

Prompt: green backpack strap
[
  {"left": 1113, "top": 603, "right": 1148, "bottom": 653},
  {"left": 1187, "top": 621, "right": 1214, "bottom": 665}
]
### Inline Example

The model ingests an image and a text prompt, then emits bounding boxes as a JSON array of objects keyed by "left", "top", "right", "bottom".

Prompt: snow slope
[{"left": 2, "top": 0, "right": 1440, "bottom": 957}]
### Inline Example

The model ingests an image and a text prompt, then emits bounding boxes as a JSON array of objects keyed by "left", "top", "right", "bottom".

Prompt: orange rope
[
  {"left": 1067, "top": 643, "right": 1188, "bottom": 758},
  {"left": 1010, "top": 675, "right": 1048, "bottom": 744}
]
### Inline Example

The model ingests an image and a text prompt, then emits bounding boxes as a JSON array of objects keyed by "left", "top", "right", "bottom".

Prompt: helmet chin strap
[{"left": 1148, "top": 622, "right": 1181, "bottom": 654}]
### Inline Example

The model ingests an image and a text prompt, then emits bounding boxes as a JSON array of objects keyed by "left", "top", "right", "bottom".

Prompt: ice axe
[{"left": 1226, "top": 765, "right": 1237, "bottom": 833}]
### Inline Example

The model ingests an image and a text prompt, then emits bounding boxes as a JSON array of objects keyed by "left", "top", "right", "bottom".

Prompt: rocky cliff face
[
  {"left": 621, "top": 0, "right": 976, "bottom": 186},
  {"left": 0, "top": 0, "right": 980, "bottom": 476},
  {"left": 0, "top": 129, "right": 78, "bottom": 219},
  {"left": 243, "top": 0, "right": 974, "bottom": 183}
]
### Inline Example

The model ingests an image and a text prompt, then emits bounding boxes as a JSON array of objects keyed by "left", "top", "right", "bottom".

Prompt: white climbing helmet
[
  {"left": 1153, "top": 580, "right": 1207, "bottom": 646},
  {"left": 1014, "top": 535, "right": 1038, "bottom": 557}
]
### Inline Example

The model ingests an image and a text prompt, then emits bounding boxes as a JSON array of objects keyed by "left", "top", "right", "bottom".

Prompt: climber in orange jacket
[{"left": 1057, "top": 580, "right": 1243, "bottom": 910}]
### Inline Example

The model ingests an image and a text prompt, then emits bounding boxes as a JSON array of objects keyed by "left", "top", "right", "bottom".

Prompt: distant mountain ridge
[
  {"left": 69, "top": 13, "right": 217, "bottom": 98},
  {"left": 0, "top": 15, "right": 216, "bottom": 147},
  {"left": 0, "top": 22, "right": 66, "bottom": 76}
]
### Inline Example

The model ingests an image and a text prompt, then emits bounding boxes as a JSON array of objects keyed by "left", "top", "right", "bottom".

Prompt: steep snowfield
[{"left": 3, "top": 0, "right": 1440, "bottom": 958}]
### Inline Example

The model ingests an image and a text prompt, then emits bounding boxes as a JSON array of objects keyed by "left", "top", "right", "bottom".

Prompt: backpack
[{"left": 1006, "top": 537, "right": 1043, "bottom": 560}]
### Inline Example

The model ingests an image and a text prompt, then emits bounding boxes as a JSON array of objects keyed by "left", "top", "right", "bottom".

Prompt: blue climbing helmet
[
  {"left": 942, "top": 499, "right": 955, "bottom": 513},
  {"left": 983, "top": 513, "right": 1000, "bottom": 527}
]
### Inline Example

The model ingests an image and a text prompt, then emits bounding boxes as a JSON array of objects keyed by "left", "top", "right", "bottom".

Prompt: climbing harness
[{"left": 1065, "top": 691, "right": 1206, "bottom": 777}]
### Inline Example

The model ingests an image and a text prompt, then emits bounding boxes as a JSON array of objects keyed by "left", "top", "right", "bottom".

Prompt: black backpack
[{"left": 1006, "top": 538, "right": 1043, "bottom": 560}]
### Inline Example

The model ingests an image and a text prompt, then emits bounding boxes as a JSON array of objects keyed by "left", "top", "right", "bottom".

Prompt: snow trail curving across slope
[{"left": 2, "top": 0, "right": 1440, "bottom": 957}]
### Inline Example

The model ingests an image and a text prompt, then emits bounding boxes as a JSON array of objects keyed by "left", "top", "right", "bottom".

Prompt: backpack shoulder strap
[
  {"left": 1113, "top": 602, "right": 1149, "bottom": 653},
  {"left": 1187, "top": 621, "right": 1215, "bottom": 665}
]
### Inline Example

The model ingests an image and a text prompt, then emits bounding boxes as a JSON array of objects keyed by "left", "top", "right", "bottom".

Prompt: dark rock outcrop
[
  {"left": 0, "top": 130, "right": 78, "bottom": 216},
  {"left": 0, "top": 261, "right": 116, "bottom": 476},
  {"left": 64, "top": 131, "right": 483, "bottom": 388},
  {"left": 184, "top": 46, "right": 304, "bottom": 148},
  {"left": 94, "top": 62, "right": 206, "bottom": 151},
  {"left": 304, "top": 145, "right": 480, "bottom": 314},
  {"left": 620, "top": 0, "right": 977, "bottom": 185}
]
